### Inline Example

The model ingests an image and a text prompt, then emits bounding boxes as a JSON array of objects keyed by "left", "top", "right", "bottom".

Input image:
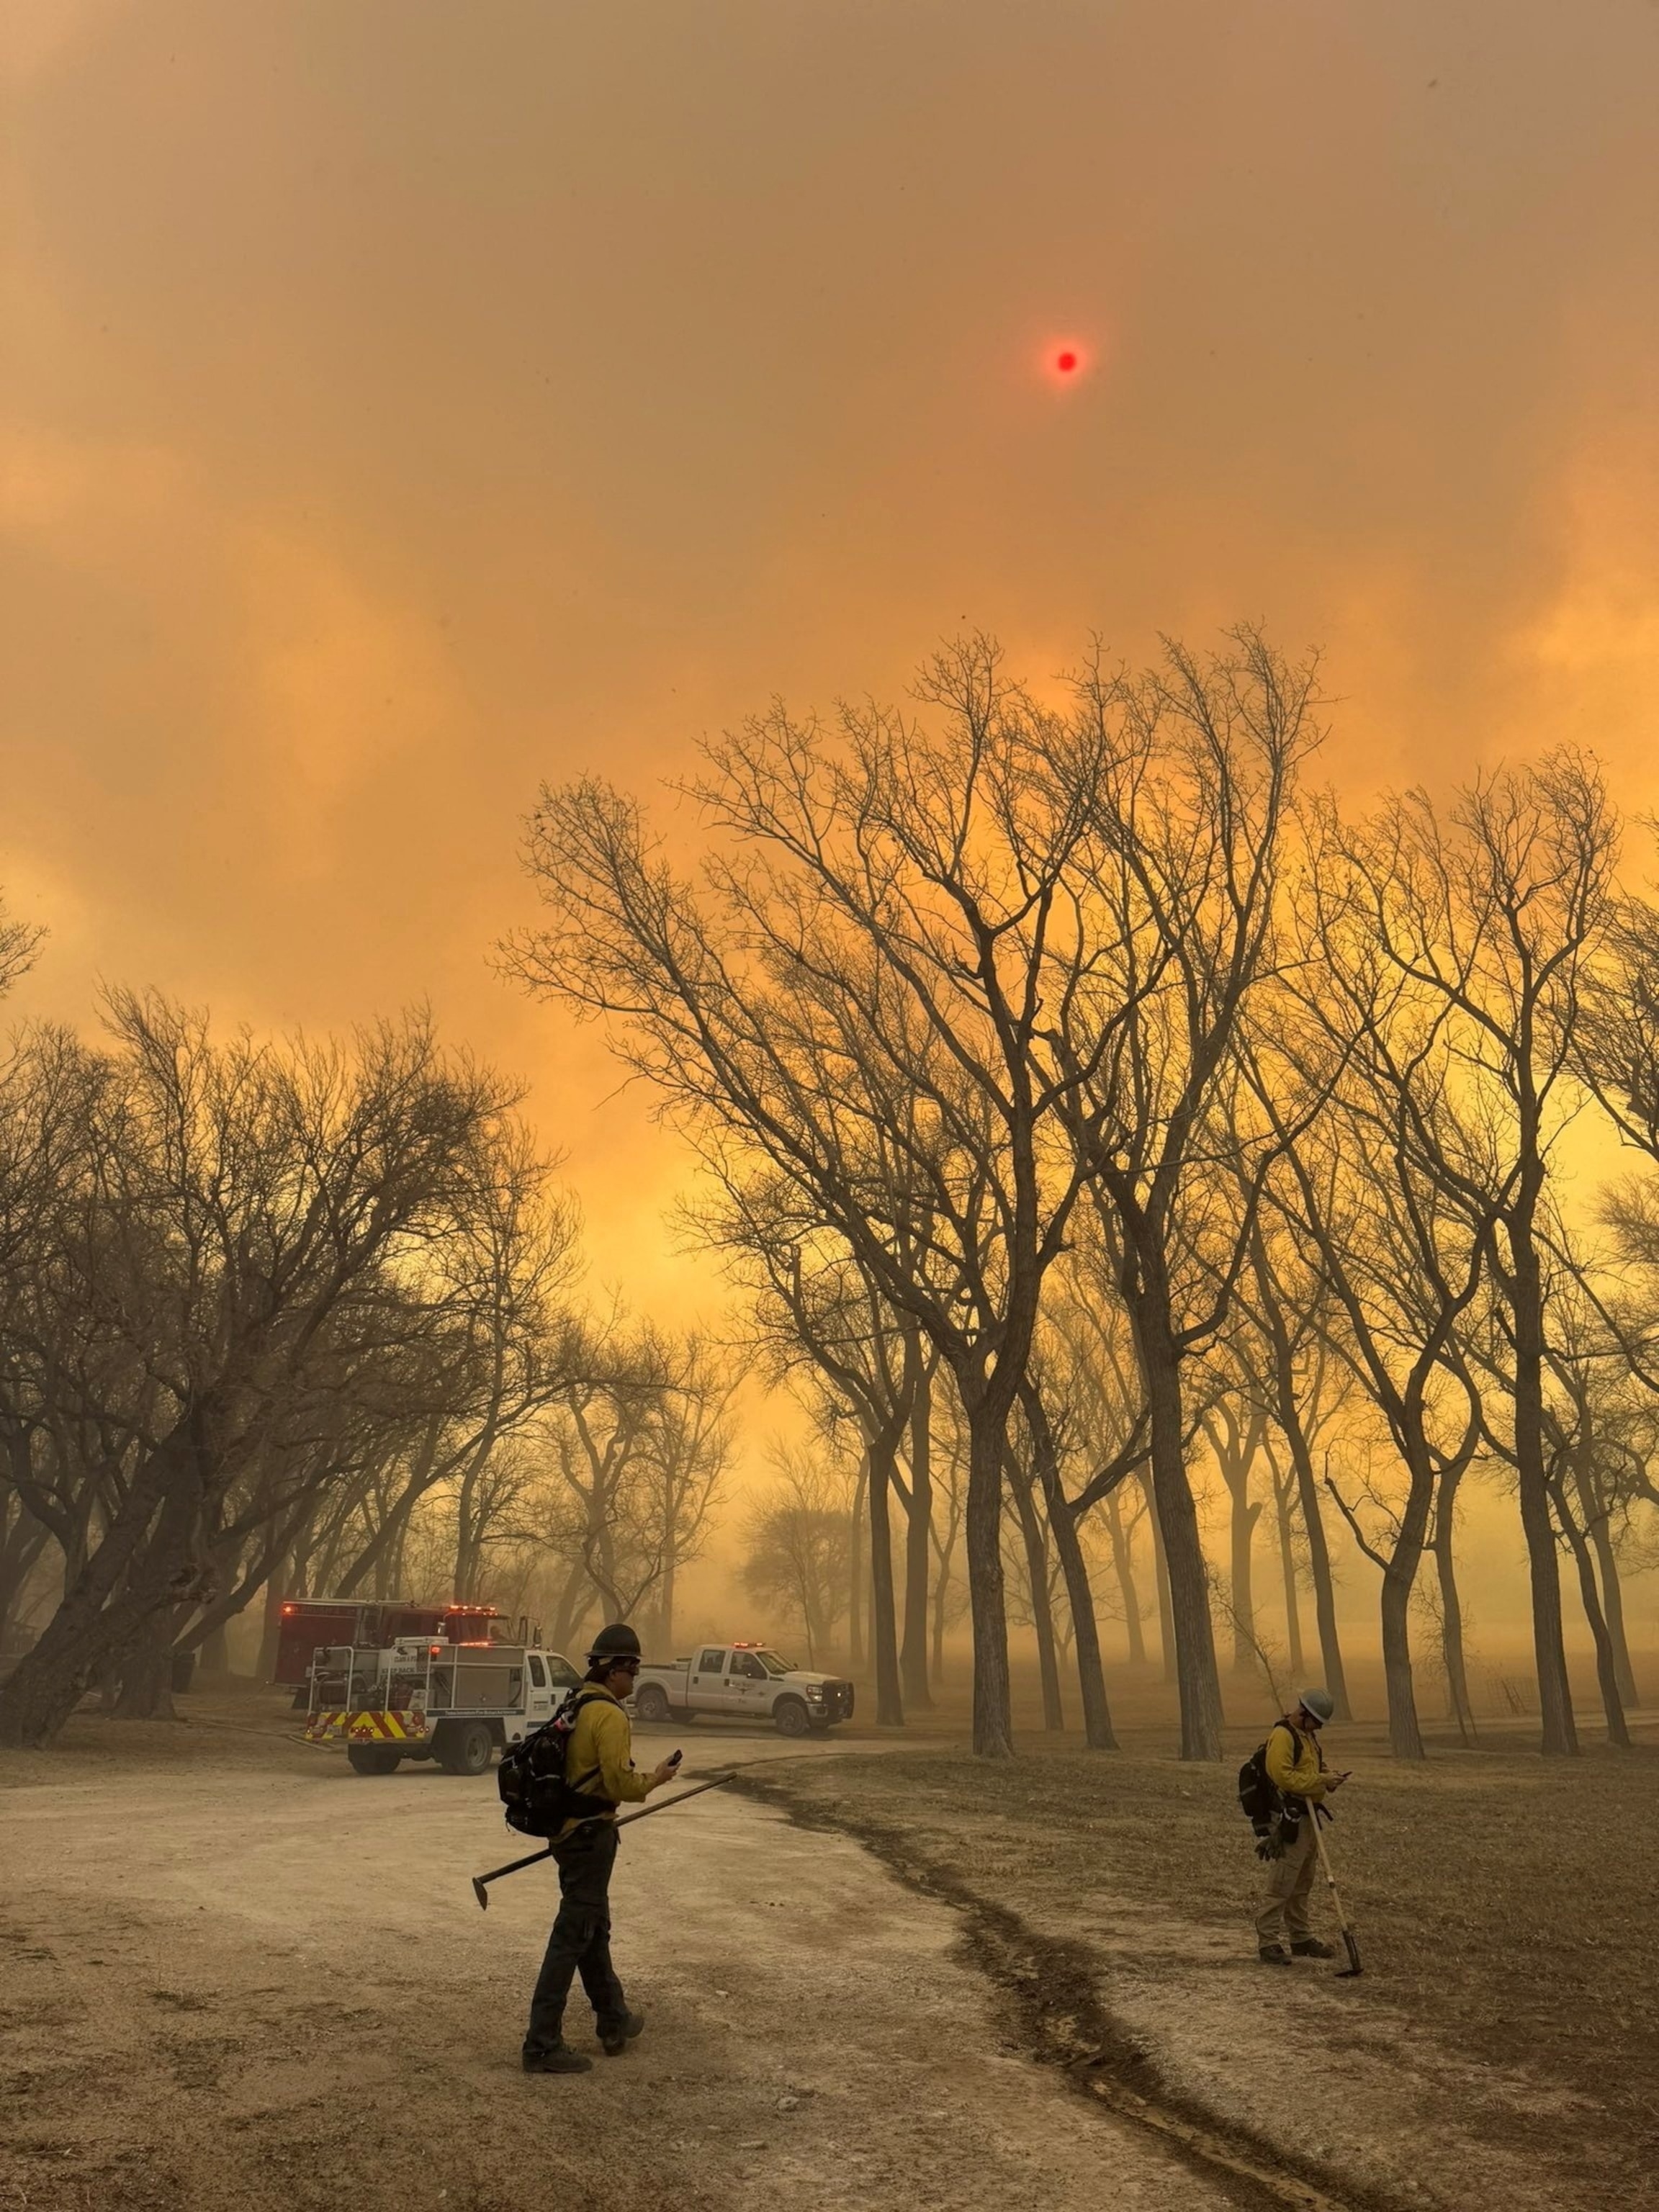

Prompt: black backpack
[
  {"left": 1237, "top": 1723, "right": 1300, "bottom": 1834},
  {"left": 497, "top": 1689, "right": 616, "bottom": 1839}
]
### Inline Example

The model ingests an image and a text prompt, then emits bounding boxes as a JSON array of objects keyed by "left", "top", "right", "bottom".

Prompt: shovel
[
  {"left": 1309, "top": 1812, "right": 1364, "bottom": 1977},
  {"left": 470, "top": 1770, "right": 737, "bottom": 1909}
]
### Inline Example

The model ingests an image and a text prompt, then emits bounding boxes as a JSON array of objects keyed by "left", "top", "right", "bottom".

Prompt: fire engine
[
  {"left": 272, "top": 1598, "right": 539, "bottom": 1689},
  {"left": 297, "top": 1602, "right": 583, "bottom": 1776}
]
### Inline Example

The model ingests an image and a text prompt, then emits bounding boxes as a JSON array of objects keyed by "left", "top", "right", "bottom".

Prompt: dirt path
[{"left": 1, "top": 1726, "right": 1238, "bottom": 2212}]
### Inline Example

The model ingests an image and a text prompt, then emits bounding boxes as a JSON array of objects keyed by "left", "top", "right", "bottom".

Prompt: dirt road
[{"left": 1, "top": 1720, "right": 1235, "bottom": 2212}]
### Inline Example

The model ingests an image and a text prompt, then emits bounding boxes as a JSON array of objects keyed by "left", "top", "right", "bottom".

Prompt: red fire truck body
[{"left": 272, "top": 1599, "right": 516, "bottom": 1686}]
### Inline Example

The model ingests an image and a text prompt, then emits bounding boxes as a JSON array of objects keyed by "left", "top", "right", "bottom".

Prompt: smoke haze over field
[{"left": 4, "top": 1, "right": 1658, "bottom": 1357}]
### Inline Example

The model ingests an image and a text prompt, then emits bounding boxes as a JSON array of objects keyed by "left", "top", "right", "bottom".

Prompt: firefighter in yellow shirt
[
  {"left": 522, "top": 1624, "right": 678, "bottom": 2074},
  {"left": 1256, "top": 1687, "right": 1349, "bottom": 1965}
]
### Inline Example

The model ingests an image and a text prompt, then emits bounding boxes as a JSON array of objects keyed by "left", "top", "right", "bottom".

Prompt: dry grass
[{"left": 760, "top": 1714, "right": 1659, "bottom": 2185}]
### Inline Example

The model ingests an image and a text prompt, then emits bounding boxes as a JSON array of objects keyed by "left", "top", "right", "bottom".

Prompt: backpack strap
[{"left": 565, "top": 1686, "right": 613, "bottom": 1799}]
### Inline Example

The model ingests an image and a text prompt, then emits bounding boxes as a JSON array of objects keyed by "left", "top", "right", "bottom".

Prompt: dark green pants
[{"left": 523, "top": 1824, "right": 629, "bottom": 2055}]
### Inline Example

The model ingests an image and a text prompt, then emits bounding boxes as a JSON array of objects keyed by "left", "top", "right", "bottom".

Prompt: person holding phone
[
  {"left": 1256, "top": 1686, "right": 1349, "bottom": 1966},
  {"left": 521, "top": 1622, "right": 680, "bottom": 2074}
]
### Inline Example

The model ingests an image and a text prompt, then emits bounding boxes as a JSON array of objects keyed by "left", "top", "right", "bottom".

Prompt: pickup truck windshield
[{"left": 755, "top": 1650, "right": 797, "bottom": 1677}]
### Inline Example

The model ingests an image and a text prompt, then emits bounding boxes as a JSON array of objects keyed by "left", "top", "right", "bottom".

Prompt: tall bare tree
[
  {"left": 508, "top": 638, "right": 1132, "bottom": 1756},
  {"left": 1049, "top": 631, "right": 1324, "bottom": 1758},
  {"left": 1321, "top": 757, "right": 1618, "bottom": 1756},
  {"left": 0, "top": 998, "right": 513, "bottom": 1746}
]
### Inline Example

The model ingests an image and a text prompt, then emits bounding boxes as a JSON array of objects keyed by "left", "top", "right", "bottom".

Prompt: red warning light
[{"left": 1056, "top": 349, "right": 1078, "bottom": 374}]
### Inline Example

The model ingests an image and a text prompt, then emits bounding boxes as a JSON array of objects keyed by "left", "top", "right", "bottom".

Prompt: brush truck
[
  {"left": 305, "top": 1631, "right": 583, "bottom": 1775},
  {"left": 631, "top": 1642, "right": 855, "bottom": 1737}
]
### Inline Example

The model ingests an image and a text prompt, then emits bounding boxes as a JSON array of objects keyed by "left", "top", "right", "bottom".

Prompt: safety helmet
[
  {"left": 1296, "top": 1686, "right": 1336, "bottom": 1726},
  {"left": 588, "top": 1622, "right": 644, "bottom": 1665}
]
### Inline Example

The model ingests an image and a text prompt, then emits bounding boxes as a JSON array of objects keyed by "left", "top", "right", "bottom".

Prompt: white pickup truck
[{"left": 632, "top": 1642, "right": 855, "bottom": 1737}]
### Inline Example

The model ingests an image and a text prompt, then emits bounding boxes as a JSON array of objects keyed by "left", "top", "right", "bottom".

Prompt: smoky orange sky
[{"left": 4, "top": 1, "right": 1659, "bottom": 1323}]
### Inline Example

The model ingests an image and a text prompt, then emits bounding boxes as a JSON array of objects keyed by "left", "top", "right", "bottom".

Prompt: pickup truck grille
[{"left": 822, "top": 1680, "right": 855, "bottom": 1722}]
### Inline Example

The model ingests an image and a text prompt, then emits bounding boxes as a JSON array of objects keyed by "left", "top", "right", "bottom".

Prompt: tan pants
[{"left": 1255, "top": 1815, "right": 1318, "bottom": 1946}]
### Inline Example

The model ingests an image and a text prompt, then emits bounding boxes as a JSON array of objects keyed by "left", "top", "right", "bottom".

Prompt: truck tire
[
  {"left": 434, "top": 1719, "right": 495, "bottom": 1776},
  {"left": 347, "top": 1744, "right": 402, "bottom": 1776},
  {"left": 634, "top": 1683, "right": 673, "bottom": 1725},
  {"left": 773, "top": 1697, "right": 809, "bottom": 1738}
]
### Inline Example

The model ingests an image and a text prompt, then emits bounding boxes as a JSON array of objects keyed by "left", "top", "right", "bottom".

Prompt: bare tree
[
  {"left": 688, "top": 1162, "right": 935, "bottom": 1725},
  {"left": 1323, "top": 759, "right": 1618, "bottom": 1756},
  {"left": 742, "top": 1443, "right": 854, "bottom": 1666},
  {"left": 1258, "top": 838, "right": 1502, "bottom": 1758},
  {"left": 637, "top": 1331, "right": 737, "bottom": 1652},
  {"left": 508, "top": 638, "right": 1133, "bottom": 1756},
  {"left": 1049, "top": 631, "right": 1325, "bottom": 1758},
  {"left": 1200, "top": 1392, "right": 1267, "bottom": 1677},
  {"left": 0, "top": 997, "right": 514, "bottom": 1746},
  {"left": 1233, "top": 1214, "right": 1354, "bottom": 1718}
]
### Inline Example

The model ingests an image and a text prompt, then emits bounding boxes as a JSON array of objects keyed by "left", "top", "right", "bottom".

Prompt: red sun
[{"left": 1055, "top": 349, "right": 1079, "bottom": 374}]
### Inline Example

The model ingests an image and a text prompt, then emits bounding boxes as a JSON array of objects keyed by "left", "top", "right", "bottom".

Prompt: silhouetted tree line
[
  {"left": 0, "top": 980, "right": 732, "bottom": 1748},
  {"left": 510, "top": 629, "right": 1658, "bottom": 1762}
]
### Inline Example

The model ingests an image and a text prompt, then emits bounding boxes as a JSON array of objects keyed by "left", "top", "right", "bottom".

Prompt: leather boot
[{"left": 601, "top": 2010, "right": 647, "bottom": 2056}]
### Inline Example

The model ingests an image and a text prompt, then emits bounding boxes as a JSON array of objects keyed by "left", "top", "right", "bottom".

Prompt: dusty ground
[
  {"left": 0, "top": 1696, "right": 1242, "bottom": 2212},
  {"left": 757, "top": 1719, "right": 1659, "bottom": 2212}
]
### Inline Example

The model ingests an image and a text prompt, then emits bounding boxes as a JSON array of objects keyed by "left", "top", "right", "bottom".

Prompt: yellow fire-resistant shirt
[
  {"left": 1264, "top": 1719, "right": 1329, "bottom": 1806},
  {"left": 559, "top": 1684, "right": 653, "bottom": 1838}
]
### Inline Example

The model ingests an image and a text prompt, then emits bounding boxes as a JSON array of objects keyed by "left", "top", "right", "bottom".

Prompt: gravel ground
[{"left": 0, "top": 1706, "right": 1236, "bottom": 2212}]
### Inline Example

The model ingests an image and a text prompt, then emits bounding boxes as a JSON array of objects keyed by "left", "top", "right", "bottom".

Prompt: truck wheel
[
  {"left": 347, "top": 1744, "right": 402, "bottom": 1776},
  {"left": 634, "top": 1684, "right": 672, "bottom": 1724},
  {"left": 434, "top": 1719, "right": 495, "bottom": 1776},
  {"left": 773, "top": 1698, "right": 809, "bottom": 1738}
]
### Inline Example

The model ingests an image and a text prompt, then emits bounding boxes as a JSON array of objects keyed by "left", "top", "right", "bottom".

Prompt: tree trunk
[
  {"left": 1137, "top": 1303, "right": 1223, "bottom": 1759},
  {"left": 1552, "top": 1476, "right": 1629, "bottom": 1748},
  {"left": 1583, "top": 1477, "right": 1639, "bottom": 1707},
  {"left": 962, "top": 1397, "right": 1015, "bottom": 1759},
  {"left": 1022, "top": 1380, "right": 1115, "bottom": 1747},
  {"left": 1379, "top": 1557, "right": 1425, "bottom": 1759},
  {"left": 1284, "top": 1416, "right": 1351, "bottom": 1721},
  {"left": 256, "top": 1550, "right": 295, "bottom": 1681},
  {"left": 1009, "top": 1455, "right": 1063, "bottom": 1731},
  {"left": 1103, "top": 1488, "right": 1146, "bottom": 1666},
  {"left": 1148, "top": 1473, "right": 1175, "bottom": 1685},
  {"left": 1273, "top": 1471, "right": 1305, "bottom": 1678},
  {"left": 866, "top": 1434, "right": 904, "bottom": 1727},
  {"left": 659, "top": 1553, "right": 678, "bottom": 1655},
  {"left": 551, "top": 1553, "right": 590, "bottom": 1653},
  {"left": 900, "top": 1362, "right": 935, "bottom": 1710},
  {"left": 1229, "top": 1493, "right": 1262, "bottom": 1674},
  {"left": 0, "top": 1512, "right": 50, "bottom": 1647},
  {"left": 0, "top": 1429, "right": 204, "bottom": 1749},
  {"left": 1362, "top": 1428, "right": 1438, "bottom": 1761},
  {"left": 1431, "top": 1463, "right": 1477, "bottom": 1745},
  {"left": 114, "top": 1614, "right": 178, "bottom": 1720},
  {"left": 1207, "top": 1408, "right": 1264, "bottom": 1673},
  {"left": 1508, "top": 1212, "right": 1580, "bottom": 1757},
  {"left": 195, "top": 1618, "right": 231, "bottom": 1678},
  {"left": 848, "top": 1454, "right": 867, "bottom": 1674}
]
